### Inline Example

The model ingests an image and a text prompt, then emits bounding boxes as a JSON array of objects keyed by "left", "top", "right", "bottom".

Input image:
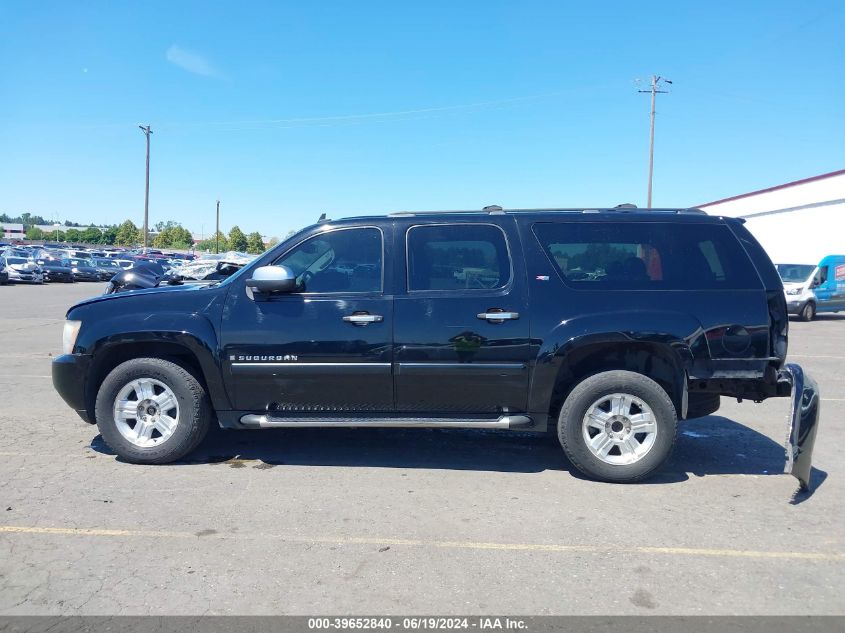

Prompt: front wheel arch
[{"left": 85, "top": 341, "right": 212, "bottom": 423}]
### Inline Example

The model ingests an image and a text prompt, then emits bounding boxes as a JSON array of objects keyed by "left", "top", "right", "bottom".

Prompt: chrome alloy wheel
[
  {"left": 112, "top": 378, "right": 180, "bottom": 448},
  {"left": 582, "top": 393, "right": 657, "bottom": 465}
]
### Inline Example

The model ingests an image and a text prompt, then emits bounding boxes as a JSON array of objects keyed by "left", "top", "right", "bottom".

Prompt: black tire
[
  {"left": 799, "top": 302, "right": 815, "bottom": 322},
  {"left": 95, "top": 357, "right": 211, "bottom": 464},
  {"left": 558, "top": 370, "right": 677, "bottom": 483}
]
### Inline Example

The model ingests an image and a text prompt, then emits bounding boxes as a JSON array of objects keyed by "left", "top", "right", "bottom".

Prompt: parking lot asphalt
[{"left": 0, "top": 281, "right": 843, "bottom": 615}]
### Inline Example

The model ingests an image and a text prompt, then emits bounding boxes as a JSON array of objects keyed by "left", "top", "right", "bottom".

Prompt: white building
[
  {"left": 1, "top": 223, "right": 25, "bottom": 239},
  {"left": 698, "top": 169, "right": 845, "bottom": 265}
]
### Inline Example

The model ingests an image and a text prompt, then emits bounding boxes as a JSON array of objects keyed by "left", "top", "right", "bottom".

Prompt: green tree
[
  {"left": 115, "top": 220, "right": 141, "bottom": 246},
  {"left": 246, "top": 231, "right": 265, "bottom": 254},
  {"left": 228, "top": 225, "right": 248, "bottom": 252},
  {"left": 26, "top": 227, "right": 45, "bottom": 241},
  {"left": 65, "top": 228, "right": 82, "bottom": 243},
  {"left": 195, "top": 231, "right": 228, "bottom": 253},
  {"left": 152, "top": 224, "right": 194, "bottom": 249},
  {"left": 80, "top": 227, "right": 102, "bottom": 244},
  {"left": 266, "top": 236, "right": 280, "bottom": 249},
  {"left": 100, "top": 227, "right": 117, "bottom": 245}
]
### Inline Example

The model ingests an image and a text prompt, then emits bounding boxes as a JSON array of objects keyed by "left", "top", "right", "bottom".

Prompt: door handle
[
  {"left": 343, "top": 313, "right": 384, "bottom": 326},
  {"left": 477, "top": 311, "right": 520, "bottom": 322}
]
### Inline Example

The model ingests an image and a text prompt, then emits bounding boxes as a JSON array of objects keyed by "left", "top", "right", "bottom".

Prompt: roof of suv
[{"left": 323, "top": 207, "right": 739, "bottom": 227}]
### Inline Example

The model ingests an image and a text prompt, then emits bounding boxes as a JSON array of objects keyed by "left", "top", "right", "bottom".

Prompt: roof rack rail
[
  {"left": 386, "top": 206, "right": 709, "bottom": 217},
  {"left": 389, "top": 205, "right": 505, "bottom": 218}
]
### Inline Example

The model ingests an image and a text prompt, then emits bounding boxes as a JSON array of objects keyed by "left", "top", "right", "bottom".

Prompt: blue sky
[{"left": 1, "top": 1, "right": 842, "bottom": 237}]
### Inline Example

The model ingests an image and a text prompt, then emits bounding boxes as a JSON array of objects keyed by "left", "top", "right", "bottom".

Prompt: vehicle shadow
[
  {"left": 790, "top": 313, "right": 845, "bottom": 321},
  {"left": 89, "top": 415, "right": 825, "bottom": 498}
]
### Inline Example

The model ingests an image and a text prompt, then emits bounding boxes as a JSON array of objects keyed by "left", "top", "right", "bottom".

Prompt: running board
[{"left": 239, "top": 414, "right": 533, "bottom": 429}]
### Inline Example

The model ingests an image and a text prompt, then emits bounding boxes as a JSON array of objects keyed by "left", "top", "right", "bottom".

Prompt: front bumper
[
  {"left": 52, "top": 354, "right": 93, "bottom": 423},
  {"left": 782, "top": 363, "right": 821, "bottom": 490},
  {"left": 786, "top": 299, "right": 806, "bottom": 315},
  {"left": 9, "top": 271, "right": 40, "bottom": 282},
  {"left": 45, "top": 272, "right": 73, "bottom": 282}
]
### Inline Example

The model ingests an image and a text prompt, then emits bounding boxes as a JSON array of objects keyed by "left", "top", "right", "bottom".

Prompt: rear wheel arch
[{"left": 547, "top": 341, "right": 687, "bottom": 422}]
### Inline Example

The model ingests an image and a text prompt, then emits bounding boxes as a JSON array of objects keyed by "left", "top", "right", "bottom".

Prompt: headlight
[
  {"left": 785, "top": 288, "right": 802, "bottom": 295},
  {"left": 62, "top": 320, "right": 82, "bottom": 355}
]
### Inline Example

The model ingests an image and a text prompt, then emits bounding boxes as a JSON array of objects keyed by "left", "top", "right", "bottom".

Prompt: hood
[
  {"left": 10, "top": 262, "right": 38, "bottom": 271},
  {"left": 70, "top": 281, "right": 211, "bottom": 311}
]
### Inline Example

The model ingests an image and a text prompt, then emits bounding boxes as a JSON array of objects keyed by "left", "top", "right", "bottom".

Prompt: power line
[{"left": 638, "top": 76, "right": 671, "bottom": 208}]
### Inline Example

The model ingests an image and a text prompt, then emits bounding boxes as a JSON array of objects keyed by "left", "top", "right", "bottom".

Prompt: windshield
[
  {"left": 68, "top": 258, "right": 93, "bottom": 267},
  {"left": 95, "top": 258, "right": 119, "bottom": 267},
  {"left": 776, "top": 263, "right": 816, "bottom": 283},
  {"left": 7, "top": 258, "right": 27, "bottom": 264}
]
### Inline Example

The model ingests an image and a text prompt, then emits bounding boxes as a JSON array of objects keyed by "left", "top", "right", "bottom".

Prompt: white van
[{"left": 776, "top": 255, "right": 845, "bottom": 321}]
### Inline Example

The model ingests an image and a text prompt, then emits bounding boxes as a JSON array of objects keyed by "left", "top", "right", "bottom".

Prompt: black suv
[{"left": 52, "top": 208, "right": 820, "bottom": 487}]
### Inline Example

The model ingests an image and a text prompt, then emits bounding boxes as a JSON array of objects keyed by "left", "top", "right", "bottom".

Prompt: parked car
[
  {"left": 93, "top": 257, "right": 122, "bottom": 281},
  {"left": 777, "top": 255, "right": 845, "bottom": 321},
  {"left": 52, "top": 207, "right": 819, "bottom": 490},
  {"left": 63, "top": 258, "right": 101, "bottom": 282},
  {"left": 0, "top": 259, "right": 9, "bottom": 285},
  {"left": 2, "top": 256, "right": 44, "bottom": 284},
  {"left": 114, "top": 259, "right": 136, "bottom": 270},
  {"left": 35, "top": 258, "right": 75, "bottom": 283}
]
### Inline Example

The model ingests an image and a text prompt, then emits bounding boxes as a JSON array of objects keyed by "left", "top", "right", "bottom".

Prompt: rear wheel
[
  {"left": 558, "top": 370, "right": 677, "bottom": 482},
  {"left": 95, "top": 357, "right": 211, "bottom": 464},
  {"left": 799, "top": 302, "right": 816, "bottom": 322}
]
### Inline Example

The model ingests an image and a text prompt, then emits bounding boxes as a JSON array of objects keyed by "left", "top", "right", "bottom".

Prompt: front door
[
  {"left": 393, "top": 220, "right": 531, "bottom": 414},
  {"left": 222, "top": 225, "right": 393, "bottom": 413}
]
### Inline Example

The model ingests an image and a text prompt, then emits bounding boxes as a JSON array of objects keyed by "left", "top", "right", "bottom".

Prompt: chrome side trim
[
  {"left": 231, "top": 362, "right": 391, "bottom": 368},
  {"left": 239, "top": 414, "right": 533, "bottom": 429},
  {"left": 396, "top": 362, "right": 525, "bottom": 372}
]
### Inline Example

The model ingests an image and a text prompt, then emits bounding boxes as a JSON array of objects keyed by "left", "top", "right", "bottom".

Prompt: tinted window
[
  {"left": 407, "top": 224, "right": 511, "bottom": 291},
  {"left": 532, "top": 222, "right": 760, "bottom": 290},
  {"left": 274, "top": 227, "right": 382, "bottom": 293}
]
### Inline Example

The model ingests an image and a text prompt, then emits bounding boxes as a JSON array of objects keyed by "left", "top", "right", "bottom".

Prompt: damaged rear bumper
[{"left": 782, "top": 363, "right": 821, "bottom": 490}]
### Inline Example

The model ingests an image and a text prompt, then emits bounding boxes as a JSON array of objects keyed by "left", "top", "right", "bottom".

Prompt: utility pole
[
  {"left": 138, "top": 125, "right": 153, "bottom": 247},
  {"left": 638, "top": 76, "right": 671, "bottom": 208},
  {"left": 215, "top": 200, "right": 220, "bottom": 254}
]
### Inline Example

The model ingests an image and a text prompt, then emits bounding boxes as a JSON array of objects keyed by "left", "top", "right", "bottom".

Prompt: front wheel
[
  {"left": 799, "top": 302, "right": 816, "bottom": 322},
  {"left": 558, "top": 370, "right": 677, "bottom": 483},
  {"left": 95, "top": 357, "right": 211, "bottom": 464}
]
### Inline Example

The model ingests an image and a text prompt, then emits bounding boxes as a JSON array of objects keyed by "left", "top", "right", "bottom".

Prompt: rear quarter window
[{"left": 532, "top": 221, "right": 761, "bottom": 290}]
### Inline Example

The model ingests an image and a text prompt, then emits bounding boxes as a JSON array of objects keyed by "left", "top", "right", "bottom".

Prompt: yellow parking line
[{"left": 1, "top": 525, "right": 842, "bottom": 561}]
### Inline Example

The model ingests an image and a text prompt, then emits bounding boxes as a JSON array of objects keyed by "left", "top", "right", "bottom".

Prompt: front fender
[{"left": 75, "top": 312, "right": 231, "bottom": 412}]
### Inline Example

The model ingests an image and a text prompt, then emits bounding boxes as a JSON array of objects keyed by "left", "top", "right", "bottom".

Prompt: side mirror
[
  {"left": 810, "top": 279, "right": 820, "bottom": 289},
  {"left": 246, "top": 265, "right": 296, "bottom": 296}
]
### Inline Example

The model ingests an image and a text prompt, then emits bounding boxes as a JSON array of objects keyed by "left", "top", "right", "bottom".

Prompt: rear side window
[
  {"left": 532, "top": 222, "right": 760, "bottom": 290},
  {"left": 407, "top": 224, "right": 511, "bottom": 291}
]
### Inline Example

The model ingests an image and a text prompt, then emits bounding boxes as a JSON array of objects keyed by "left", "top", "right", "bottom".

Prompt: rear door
[{"left": 392, "top": 219, "right": 531, "bottom": 414}]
